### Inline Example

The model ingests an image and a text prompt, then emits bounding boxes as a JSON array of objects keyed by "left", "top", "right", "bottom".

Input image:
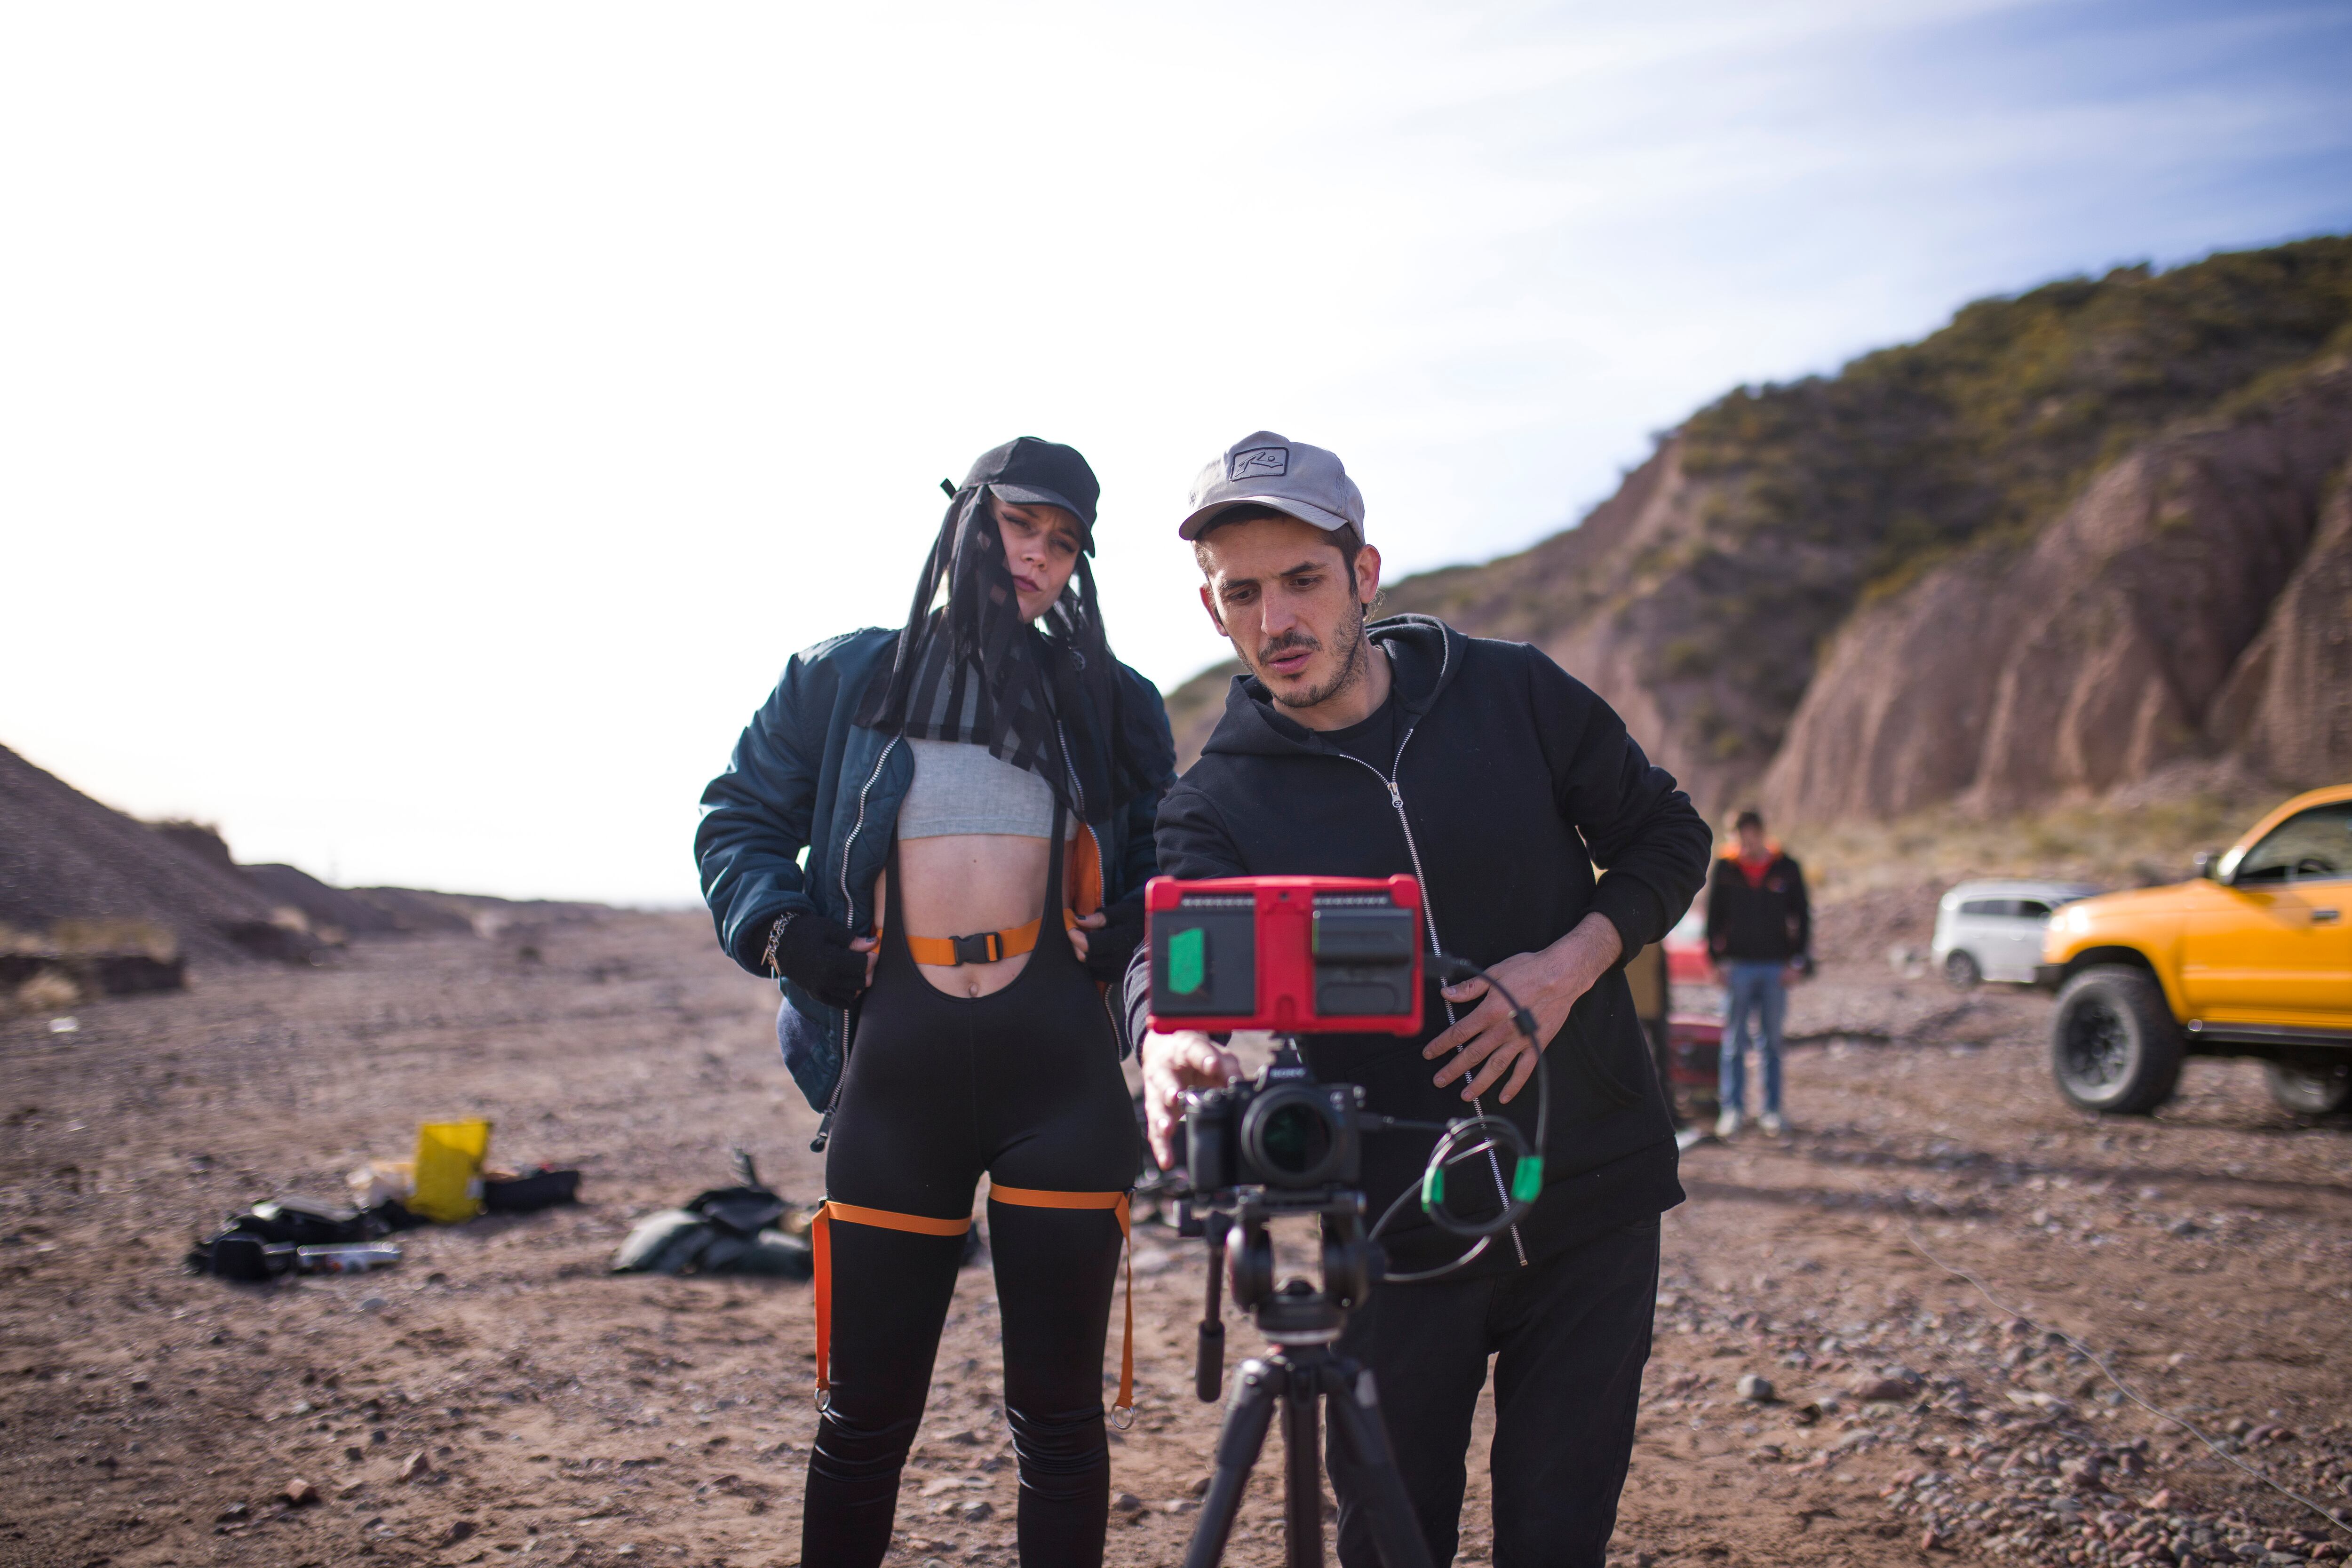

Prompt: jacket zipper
[
  {"left": 1327, "top": 641, "right": 1528, "bottom": 1262},
  {"left": 811, "top": 735, "right": 899, "bottom": 1153}
]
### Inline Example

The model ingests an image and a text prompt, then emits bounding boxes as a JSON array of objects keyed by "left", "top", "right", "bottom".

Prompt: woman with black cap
[{"left": 697, "top": 437, "right": 1176, "bottom": 1568}]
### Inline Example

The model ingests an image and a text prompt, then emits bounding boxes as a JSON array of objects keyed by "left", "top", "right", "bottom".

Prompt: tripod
[{"left": 1178, "top": 1192, "right": 1437, "bottom": 1568}]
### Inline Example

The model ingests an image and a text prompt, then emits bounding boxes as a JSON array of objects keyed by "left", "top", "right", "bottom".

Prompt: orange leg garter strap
[{"left": 809, "top": 1188, "right": 1134, "bottom": 1423}]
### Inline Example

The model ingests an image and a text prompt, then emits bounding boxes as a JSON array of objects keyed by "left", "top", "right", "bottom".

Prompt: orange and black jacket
[{"left": 1703, "top": 849, "right": 1810, "bottom": 964}]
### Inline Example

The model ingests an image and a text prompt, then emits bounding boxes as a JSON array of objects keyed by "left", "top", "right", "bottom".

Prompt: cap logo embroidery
[{"left": 1230, "top": 446, "right": 1288, "bottom": 480}]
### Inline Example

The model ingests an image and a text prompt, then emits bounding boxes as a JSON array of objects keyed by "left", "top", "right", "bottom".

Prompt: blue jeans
[{"left": 1719, "top": 961, "right": 1786, "bottom": 1116}]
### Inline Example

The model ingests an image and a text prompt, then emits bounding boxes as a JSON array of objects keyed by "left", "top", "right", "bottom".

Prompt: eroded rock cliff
[{"left": 1162, "top": 237, "right": 2352, "bottom": 821}]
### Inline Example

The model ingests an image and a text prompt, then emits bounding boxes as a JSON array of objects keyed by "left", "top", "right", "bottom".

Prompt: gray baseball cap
[{"left": 1177, "top": 431, "right": 1366, "bottom": 541}]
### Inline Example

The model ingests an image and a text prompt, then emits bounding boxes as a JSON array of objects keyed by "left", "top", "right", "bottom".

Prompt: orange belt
[
  {"left": 904, "top": 909, "right": 1081, "bottom": 969},
  {"left": 810, "top": 1186, "right": 1134, "bottom": 1422}
]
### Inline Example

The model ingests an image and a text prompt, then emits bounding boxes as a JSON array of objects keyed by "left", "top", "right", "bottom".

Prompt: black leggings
[{"left": 805, "top": 822, "right": 1137, "bottom": 1568}]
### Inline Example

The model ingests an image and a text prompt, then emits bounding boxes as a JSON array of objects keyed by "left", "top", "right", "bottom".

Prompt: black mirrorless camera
[
  {"left": 1146, "top": 873, "right": 1423, "bottom": 1201},
  {"left": 1184, "top": 1053, "right": 1368, "bottom": 1195}
]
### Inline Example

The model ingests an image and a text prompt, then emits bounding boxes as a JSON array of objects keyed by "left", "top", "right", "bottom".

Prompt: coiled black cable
[{"left": 1366, "top": 955, "right": 1550, "bottom": 1276}]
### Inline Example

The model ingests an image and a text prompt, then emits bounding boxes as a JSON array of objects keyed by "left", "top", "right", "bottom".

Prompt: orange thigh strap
[
  {"left": 809, "top": 1190, "right": 1136, "bottom": 1420},
  {"left": 988, "top": 1184, "right": 1135, "bottom": 1422},
  {"left": 810, "top": 1200, "right": 975, "bottom": 1402}
]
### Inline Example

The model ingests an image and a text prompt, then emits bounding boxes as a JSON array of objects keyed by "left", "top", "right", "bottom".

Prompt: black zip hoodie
[{"left": 1135, "top": 615, "right": 1712, "bottom": 1278}]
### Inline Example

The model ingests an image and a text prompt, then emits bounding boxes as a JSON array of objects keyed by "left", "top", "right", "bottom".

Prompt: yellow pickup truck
[{"left": 2037, "top": 784, "right": 2352, "bottom": 1117}]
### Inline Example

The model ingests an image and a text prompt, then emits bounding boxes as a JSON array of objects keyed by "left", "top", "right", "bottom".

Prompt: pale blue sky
[{"left": 3, "top": 1, "right": 2347, "bottom": 904}]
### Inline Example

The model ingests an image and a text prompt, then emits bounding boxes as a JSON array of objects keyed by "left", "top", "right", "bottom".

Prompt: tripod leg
[
  {"left": 1181, "top": 1356, "right": 1281, "bottom": 1568},
  {"left": 1323, "top": 1361, "right": 1438, "bottom": 1568},
  {"left": 1283, "top": 1374, "right": 1323, "bottom": 1568}
]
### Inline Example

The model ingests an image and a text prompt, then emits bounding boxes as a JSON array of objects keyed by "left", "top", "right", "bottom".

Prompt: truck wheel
[
  {"left": 2265, "top": 1058, "right": 2352, "bottom": 1116},
  {"left": 1944, "top": 951, "right": 1981, "bottom": 990},
  {"left": 2050, "top": 966, "right": 2183, "bottom": 1115}
]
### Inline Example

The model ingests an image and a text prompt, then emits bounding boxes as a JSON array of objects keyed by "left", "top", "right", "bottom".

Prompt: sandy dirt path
[{"left": 3, "top": 912, "right": 2347, "bottom": 1568}]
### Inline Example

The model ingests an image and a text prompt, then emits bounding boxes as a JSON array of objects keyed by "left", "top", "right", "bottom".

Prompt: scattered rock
[
  {"left": 1187, "top": 1474, "right": 1213, "bottom": 1499},
  {"left": 1847, "top": 1375, "right": 1916, "bottom": 1403},
  {"left": 397, "top": 1448, "right": 432, "bottom": 1483},
  {"left": 1736, "top": 1373, "right": 1776, "bottom": 1402},
  {"left": 283, "top": 1477, "right": 318, "bottom": 1507},
  {"left": 440, "top": 1519, "right": 476, "bottom": 1545},
  {"left": 2058, "top": 1454, "right": 2105, "bottom": 1490},
  {"left": 2143, "top": 1488, "right": 2175, "bottom": 1511},
  {"left": 958, "top": 1499, "right": 993, "bottom": 1522},
  {"left": 215, "top": 1501, "right": 249, "bottom": 1522},
  {"left": 1115, "top": 1493, "right": 1145, "bottom": 1515},
  {"left": 1787, "top": 1401, "right": 1822, "bottom": 1427}
]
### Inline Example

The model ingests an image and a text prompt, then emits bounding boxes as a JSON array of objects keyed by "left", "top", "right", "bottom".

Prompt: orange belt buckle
[{"left": 904, "top": 909, "right": 1082, "bottom": 969}]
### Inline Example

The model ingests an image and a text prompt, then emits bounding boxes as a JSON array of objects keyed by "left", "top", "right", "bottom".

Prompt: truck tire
[
  {"left": 2050, "top": 966, "right": 2183, "bottom": 1115},
  {"left": 2265, "top": 1057, "right": 2352, "bottom": 1116},
  {"left": 1944, "top": 951, "right": 1981, "bottom": 990}
]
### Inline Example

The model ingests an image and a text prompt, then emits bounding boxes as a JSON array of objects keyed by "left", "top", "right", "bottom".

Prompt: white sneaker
[
  {"left": 1760, "top": 1111, "right": 1787, "bottom": 1137},
  {"left": 1715, "top": 1108, "right": 1742, "bottom": 1139}
]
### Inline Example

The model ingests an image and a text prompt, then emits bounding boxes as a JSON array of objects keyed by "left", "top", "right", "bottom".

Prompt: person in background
[{"left": 1703, "top": 808, "right": 1811, "bottom": 1138}]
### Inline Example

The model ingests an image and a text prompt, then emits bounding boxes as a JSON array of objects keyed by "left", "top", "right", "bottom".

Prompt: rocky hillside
[
  {"left": 1, "top": 745, "right": 608, "bottom": 972},
  {"left": 0, "top": 745, "right": 286, "bottom": 963},
  {"left": 1164, "top": 237, "right": 2352, "bottom": 822}
]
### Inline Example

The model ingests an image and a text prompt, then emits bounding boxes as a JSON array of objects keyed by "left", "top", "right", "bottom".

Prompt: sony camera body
[
  {"left": 1144, "top": 874, "right": 1423, "bottom": 1036},
  {"left": 1184, "top": 1051, "right": 1369, "bottom": 1197}
]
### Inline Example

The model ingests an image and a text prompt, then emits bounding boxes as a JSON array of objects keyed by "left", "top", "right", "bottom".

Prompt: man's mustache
[{"left": 1256, "top": 630, "right": 1322, "bottom": 665}]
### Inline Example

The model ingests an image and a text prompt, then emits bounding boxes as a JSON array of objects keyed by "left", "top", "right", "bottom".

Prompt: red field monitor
[{"left": 1144, "top": 875, "right": 1425, "bottom": 1036}]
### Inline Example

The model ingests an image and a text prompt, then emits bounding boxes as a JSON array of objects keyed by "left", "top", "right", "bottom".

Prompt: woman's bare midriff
[{"left": 876, "top": 833, "right": 1076, "bottom": 998}]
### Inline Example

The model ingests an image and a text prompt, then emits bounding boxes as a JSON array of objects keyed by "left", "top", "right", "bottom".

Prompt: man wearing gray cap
[{"left": 1128, "top": 432, "right": 1711, "bottom": 1568}]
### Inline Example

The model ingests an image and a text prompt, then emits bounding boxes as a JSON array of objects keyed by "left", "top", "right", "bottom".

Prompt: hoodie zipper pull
[{"left": 1386, "top": 779, "right": 1404, "bottom": 810}]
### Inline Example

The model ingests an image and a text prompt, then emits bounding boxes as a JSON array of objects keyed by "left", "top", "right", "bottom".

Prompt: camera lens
[
  {"left": 1240, "top": 1085, "right": 1345, "bottom": 1186},
  {"left": 1257, "top": 1102, "right": 1331, "bottom": 1175}
]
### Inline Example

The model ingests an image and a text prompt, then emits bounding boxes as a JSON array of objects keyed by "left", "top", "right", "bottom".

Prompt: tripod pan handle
[{"left": 1195, "top": 1319, "right": 1225, "bottom": 1403}]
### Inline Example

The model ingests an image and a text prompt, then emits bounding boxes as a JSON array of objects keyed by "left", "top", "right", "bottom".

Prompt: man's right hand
[{"left": 1141, "top": 1030, "right": 1242, "bottom": 1169}]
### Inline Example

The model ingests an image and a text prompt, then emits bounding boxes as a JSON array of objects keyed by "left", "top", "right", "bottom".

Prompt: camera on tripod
[
  {"left": 1141, "top": 876, "right": 1447, "bottom": 1568},
  {"left": 1182, "top": 1062, "right": 1366, "bottom": 1195}
]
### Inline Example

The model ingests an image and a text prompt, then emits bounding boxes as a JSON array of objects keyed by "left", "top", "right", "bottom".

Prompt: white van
[{"left": 1931, "top": 880, "right": 2101, "bottom": 988}]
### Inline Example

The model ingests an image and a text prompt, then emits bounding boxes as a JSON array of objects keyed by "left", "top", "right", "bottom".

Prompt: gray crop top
[{"left": 896, "top": 737, "right": 1075, "bottom": 840}]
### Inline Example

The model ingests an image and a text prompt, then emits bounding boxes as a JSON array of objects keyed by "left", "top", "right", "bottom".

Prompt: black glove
[
  {"left": 768, "top": 914, "right": 868, "bottom": 1008},
  {"left": 1083, "top": 896, "right": 1147, "bottom": 986}
]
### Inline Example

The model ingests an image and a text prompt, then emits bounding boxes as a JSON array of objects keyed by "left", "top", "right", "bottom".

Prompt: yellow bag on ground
[{"left": 409, "top": 1119, "right": 493, "bottom": 1223}]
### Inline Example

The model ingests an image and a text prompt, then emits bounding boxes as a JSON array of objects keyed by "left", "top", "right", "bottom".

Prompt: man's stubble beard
[{"left": 1265, "top": 597, "right": 1370, "bottom": 713}]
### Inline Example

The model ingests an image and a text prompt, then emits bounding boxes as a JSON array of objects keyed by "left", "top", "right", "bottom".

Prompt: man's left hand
[{"left": 1427, "top": 912, "right": 1624, "bottom": 1103}]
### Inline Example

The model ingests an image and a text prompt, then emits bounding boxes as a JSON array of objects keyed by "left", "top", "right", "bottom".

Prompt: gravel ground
[{"left": 2, "top": 909, "right": 2347, "bottom": 1568}]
